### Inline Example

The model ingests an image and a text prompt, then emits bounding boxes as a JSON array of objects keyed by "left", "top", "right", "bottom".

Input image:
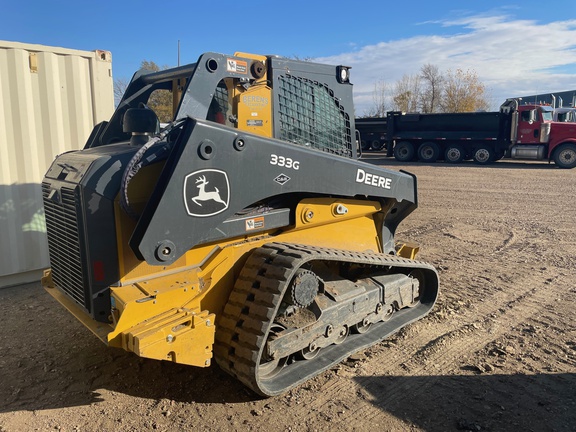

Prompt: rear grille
[
  {"left": 42, "top": 182, "right": 87, "bottom": 309},
  {"left": 277, "top": 75, "right": 353, "bottom": 157}
]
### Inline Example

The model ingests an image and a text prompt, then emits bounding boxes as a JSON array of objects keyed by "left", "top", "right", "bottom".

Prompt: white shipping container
[{"left": 0, "top": 40, "right": 114, "bottom": 288}]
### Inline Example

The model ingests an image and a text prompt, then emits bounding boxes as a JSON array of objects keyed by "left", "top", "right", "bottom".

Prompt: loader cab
[
  {"left": 88, "top": 52, "right": 356, "bottom": 159},
  {"left": 88, "top": 53, "right": 274, "bottom": 148}
]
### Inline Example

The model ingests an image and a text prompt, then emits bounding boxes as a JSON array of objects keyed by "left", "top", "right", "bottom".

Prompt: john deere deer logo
[
  {"left": 192, "top": 175, "right": 226, "bottom": 207},
  {"left": 184, "top": 169, "right": 230, "bottom": 217}
]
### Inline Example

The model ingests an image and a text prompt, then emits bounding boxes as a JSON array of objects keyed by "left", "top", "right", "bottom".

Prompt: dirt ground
[{"left": 1, "top": 157, "right": 575, "bottom": 432}]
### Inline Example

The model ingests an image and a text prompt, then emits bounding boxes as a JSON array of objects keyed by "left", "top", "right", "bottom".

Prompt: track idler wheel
[{"left": 287, "top": 269, "right": 319, "bottom": 308}]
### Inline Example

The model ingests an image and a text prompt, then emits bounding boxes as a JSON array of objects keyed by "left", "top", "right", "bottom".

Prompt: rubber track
[{"left": 214, "top": 242, "right": 439, "bottom": 397}]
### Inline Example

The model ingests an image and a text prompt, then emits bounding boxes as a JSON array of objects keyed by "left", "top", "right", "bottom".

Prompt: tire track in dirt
[
  {"left": 492, "top": 230, "right": 516, "bottom": 254},
  {"left": 4, "top": 163, "right": 575, "bottom": 432},
  {"left": 281, "top": 213, "right": 554, "bottom": 426},
  {"left": 331, "top": 268, "right": 566, "bottom": 427}
]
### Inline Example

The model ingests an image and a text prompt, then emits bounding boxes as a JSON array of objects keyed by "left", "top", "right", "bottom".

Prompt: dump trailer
[
  {"left": 356, "top": 100, "right": 576, "bottom": 168},
  {"left": 41, "top": 52, "right": 439, "bottom": 396},
  {"left": 355, "top": 117, "right": 388, "bottom": 152}
]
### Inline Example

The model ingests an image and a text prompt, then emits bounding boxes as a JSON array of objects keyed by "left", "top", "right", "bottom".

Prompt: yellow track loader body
[{"left": 42, "top": 51, "right": 438, "bottom": 396}]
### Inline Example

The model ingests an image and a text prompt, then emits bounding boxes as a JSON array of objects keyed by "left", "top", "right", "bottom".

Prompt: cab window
[
  {"left": 540, "top": 109, "right": 553, "bottom": 122},
  {"left": 207, "top": 80, "right": 232, "bottom": 126}
]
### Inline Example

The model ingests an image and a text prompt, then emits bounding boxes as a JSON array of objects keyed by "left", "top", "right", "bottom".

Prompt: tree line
[
  {"left": 115, "top": 60, "right": 490, "bottom": 122},
  {"left": 363, "top": 64, "right": 490, "bottom": 117}
]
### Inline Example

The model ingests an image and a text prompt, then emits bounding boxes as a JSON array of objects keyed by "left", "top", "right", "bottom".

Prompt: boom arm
[{"left": 130, "top": 118, "right": 417, "bottom": 265}]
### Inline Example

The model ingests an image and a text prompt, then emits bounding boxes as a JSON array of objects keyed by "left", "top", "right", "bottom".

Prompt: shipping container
[{"left": 0, "top": 40, "right": 113, "bottom": 288}]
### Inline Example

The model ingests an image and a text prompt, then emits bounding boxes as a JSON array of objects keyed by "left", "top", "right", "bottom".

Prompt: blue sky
[{"left": 2, "top": 1, "right": 576, "bottom": 114}]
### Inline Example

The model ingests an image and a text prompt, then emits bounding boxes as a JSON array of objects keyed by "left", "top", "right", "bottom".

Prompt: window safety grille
[{"left": 277, "top": 75, "right": 352, "bottom": 157}]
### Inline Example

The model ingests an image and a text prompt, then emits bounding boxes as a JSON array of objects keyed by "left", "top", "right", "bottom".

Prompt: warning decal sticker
[
  {"left": 227, "top": 59, "right": 248, "bottom": 74},
  {"left": 246, "top": 217, "right": 265, "bottom": 231}
]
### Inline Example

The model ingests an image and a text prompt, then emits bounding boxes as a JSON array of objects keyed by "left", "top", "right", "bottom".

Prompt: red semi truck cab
[{"left": 509, "top": 102, "right": 576, "bottom": 168}]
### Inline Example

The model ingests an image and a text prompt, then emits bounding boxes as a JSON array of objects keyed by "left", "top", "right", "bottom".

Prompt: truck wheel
[
  {"left": 553, "top": 143, "right": 576, "bottom": 169},
  {"left": 394, "top": 141, "right": 415, "bottom": 162},
  {"left": 418, "top": 142, "right": 440, "bottom": 163},
  {"left": 371, "top": 140, "right": 385, "bottom": 152},
  {"left": 494, "top": 149, "right": 506, "bottom": 161},
  {"left": 361, "top": 140, "right": 371, "bottom": 151},
  {"left": 473, "top": 146, "right": 494, "bottom": 165},
  {"left": 445, "top": 144, "right": 464, "bottom": 163}
]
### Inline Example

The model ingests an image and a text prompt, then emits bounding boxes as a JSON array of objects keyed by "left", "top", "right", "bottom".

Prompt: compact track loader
[{"left": 42, "top": 52, "right": 439, "bottom": 396}]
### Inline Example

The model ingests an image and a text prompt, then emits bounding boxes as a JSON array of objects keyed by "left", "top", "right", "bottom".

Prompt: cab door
[{"left": 516, "top": 108, "right": 541, "bottom": 144}]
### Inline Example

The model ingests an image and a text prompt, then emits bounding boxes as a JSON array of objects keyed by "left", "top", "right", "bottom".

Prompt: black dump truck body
[
  {"left": 357, "top": 101, "right": 576, "bottom": 168},
  {"left": 356, "top": 108, "right": 515, "bottom": 164},
  {"left": 387, "top": 111, "right": 505, "bottom": 137}
]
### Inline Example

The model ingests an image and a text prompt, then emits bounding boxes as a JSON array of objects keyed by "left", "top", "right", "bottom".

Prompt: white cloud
[{"left": 314, "top": 15, "right": 576, "bottom": 115}]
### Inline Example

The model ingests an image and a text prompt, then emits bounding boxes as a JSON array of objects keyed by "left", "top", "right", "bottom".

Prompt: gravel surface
[{"left": 1, "top": 157, "right": 575, "bottom": 431}]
